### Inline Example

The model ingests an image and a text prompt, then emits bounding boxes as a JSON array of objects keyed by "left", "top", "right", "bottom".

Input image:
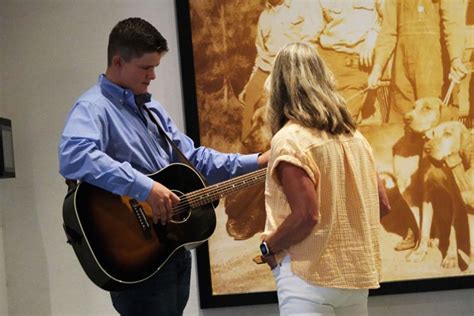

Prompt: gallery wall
[
  {"left": 0, "top": 7, "right": 9, "bottom": 314},
  {"left": 0, "top": 0, "right": 189, "bottom": 314}
]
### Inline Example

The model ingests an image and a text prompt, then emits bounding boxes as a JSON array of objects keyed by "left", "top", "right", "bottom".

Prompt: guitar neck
[{"left": 184, "top": 168, "right": 266, "bottom": 208}]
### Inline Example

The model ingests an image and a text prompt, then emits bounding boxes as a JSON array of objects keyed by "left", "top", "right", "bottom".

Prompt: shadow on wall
[{"left": 0, "top": 180, "right": 52, "bottom": 315}]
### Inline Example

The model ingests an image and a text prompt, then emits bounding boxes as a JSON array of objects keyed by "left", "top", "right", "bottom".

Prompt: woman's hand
[{"left": 264, "top": 253, "right": 278, "bottom": 270}]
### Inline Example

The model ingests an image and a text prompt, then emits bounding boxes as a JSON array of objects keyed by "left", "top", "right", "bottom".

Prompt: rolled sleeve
[{"left": 269, "top": 137, "right": 317, "bottom": 186}]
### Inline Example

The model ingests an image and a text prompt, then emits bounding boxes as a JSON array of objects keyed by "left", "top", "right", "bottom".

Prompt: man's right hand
[
  {"left": 449, "top": 58, "right": 469, "bottom": 83},
  {"left": 146, "top": 182, "right": 180, "bottom": 225},
  {"left": 367, "top": 64, "right": 383, "bottom": 89},
  {"left": 359, "top": 29, "right": 377, "bottom": 68}
]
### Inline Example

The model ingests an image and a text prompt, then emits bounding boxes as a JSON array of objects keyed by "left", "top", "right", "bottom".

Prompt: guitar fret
[{"left": 185, "top": 168, "right": 266, "bottom": 207}]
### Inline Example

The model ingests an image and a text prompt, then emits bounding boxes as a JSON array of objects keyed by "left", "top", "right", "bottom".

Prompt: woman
[{"left": 258, "top": 42, "right": 390, "bottom": 315}]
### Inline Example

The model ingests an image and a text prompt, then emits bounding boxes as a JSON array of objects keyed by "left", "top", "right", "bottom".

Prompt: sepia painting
[{"left": 176, "top": 0, "right": 474, "bottom": 308}]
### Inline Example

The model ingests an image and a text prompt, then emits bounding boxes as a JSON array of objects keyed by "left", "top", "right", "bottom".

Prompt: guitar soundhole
[{"left": 170, "top": 190, "right": 191, "bottom": 224}]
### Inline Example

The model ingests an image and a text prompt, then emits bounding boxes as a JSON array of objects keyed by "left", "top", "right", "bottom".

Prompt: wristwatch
[{"left": 259, "top": 241, "right": 271, "bottom": 256}]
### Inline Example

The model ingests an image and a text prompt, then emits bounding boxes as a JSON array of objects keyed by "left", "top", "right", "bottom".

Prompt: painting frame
[{"left": 175, "top": 0, "right": 474, "bottom": 309}]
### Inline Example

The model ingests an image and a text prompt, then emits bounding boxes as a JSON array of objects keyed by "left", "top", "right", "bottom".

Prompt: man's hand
[
  {"left": 449, "top": 58, "right": 469, "bottom": 83},
  {"left": 257, "top": 150, "right": 271, "bottom": 168},
  {"left": 359, "top": 29, "right": 377, "bottom": 68},
  {"left": 367, "top": 64, "right": 383, "bottom": 89},
  {"left": 146, "top": 181, "right": 180, "bottom": 225}
]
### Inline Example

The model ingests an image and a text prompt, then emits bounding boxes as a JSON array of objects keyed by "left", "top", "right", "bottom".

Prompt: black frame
[
  {"left": 0, "top": 117, "right": 15, "bottom": 179},
  {"left": 175, "top": 0, "right": 474, "bottom": 309}
]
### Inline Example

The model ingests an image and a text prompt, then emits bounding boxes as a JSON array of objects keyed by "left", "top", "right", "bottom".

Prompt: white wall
[
  {"left": 0, "top": 0, "right": 187, "bottom": 315},
  {"left": 0, "top": 224, "right": 6, "bottom": 316},
  {"left": 0, "top": 7, "right": 10, "bottom": 315},
  {"left": 0, "top": 154, "right": 8, "bottom": 314},
  {"left": 0, "top": 0, "right": 472, "bottom": 315}
]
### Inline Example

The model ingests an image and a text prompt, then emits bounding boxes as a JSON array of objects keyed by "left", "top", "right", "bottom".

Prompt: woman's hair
[
  {"left": 107, "top": 17, "right": 168, "bottom": 67},
  {"left": 267, "top": 42, "right": 356, "bottom": 135}
]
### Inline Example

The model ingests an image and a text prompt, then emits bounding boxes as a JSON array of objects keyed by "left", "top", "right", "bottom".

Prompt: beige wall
[
  {"left": 0, "top": 0, "right": 472, "bottom": 315},
  {"left": 0, "top": 8, "right": 9, "bottom": 315},
  {"left": 0, "top": 0, "right": 189, "bottom": 314}
]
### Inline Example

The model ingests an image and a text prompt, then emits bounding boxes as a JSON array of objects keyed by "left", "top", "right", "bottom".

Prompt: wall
[
  {"left": 0, "top": 222, "right": 6, "bottom": 316},
  {"left": 0, "top": 0, "right": 472, "bottom": 315},
  {"left": 0, "top": 7, "right": 9, "bottom": 315},
  {"left": 0, "top": 0, "right": 188, "bottom": 315}
]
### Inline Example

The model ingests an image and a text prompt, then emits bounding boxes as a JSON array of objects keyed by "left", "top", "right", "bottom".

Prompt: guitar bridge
[{"left": 129, "top": 199, "right": 152, "bottom": 240}]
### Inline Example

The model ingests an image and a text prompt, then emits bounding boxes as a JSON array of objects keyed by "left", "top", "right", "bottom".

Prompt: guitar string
[
  {"left": 132, "top": 170, "right": 266, "bottom": 218},
  {"left": 171, "top": 181, "right": 265, "bottom": 215},
  {"left": 157, "top": 169, "right": 266, "bottom": 216},
  {"left": 169, "top": 172, "right": 266, "bottom": 216},
  {"left": 178, "top": 168, "right": 266, "bottom": 202}
]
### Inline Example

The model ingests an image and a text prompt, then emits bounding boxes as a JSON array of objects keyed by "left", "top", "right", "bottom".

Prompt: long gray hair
[{"left": 267, "top": 42, "right": 356, "bottom": 135}]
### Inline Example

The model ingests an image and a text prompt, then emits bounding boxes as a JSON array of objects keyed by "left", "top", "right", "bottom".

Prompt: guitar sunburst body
[
  {"left": 63, "top": 163, "right": 266, "bottom": 291},
  {"left": 63, "top": 163, "right": 216, "bottom": 291}
]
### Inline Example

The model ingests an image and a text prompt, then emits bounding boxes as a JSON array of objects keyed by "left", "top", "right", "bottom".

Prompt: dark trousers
[{"left": 110, "top": 249, "right": 192, "bottom": 316}]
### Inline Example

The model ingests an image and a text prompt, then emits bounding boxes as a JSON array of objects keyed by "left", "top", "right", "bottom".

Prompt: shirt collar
[
  {"left": 135, "top": 93, "right": 152, "bottom": 107},
  {"left": 98, "top": 74, "right": 152, "bottom": 110}
]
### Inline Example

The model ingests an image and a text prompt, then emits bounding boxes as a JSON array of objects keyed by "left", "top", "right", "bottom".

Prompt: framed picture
[
  {"left": 175, "top": 0, "right": 474, "bottom": 309},
  {"left": 0, "top": 117, "right": 15, "bottom": 179}
]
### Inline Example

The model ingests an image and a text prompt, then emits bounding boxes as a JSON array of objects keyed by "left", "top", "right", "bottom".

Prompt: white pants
[{"left": 272, "top": 256, "right": 369, "bottom": 316}]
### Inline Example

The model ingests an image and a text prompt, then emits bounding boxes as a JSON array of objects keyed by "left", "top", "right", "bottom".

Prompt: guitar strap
[
  {"left": 62, "top": 97, "right": 208, "bottom": 192},
  {"left": 142, "top": 104, "right": 208, "bottom": 184}
]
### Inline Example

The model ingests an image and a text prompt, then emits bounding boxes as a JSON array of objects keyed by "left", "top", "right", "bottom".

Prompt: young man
[{"left": 58, "top": 17, "right": 268, "bottom": 315}]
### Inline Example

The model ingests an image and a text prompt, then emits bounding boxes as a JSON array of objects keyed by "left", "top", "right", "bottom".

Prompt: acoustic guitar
[{"left": 62, "top": 163, "right": 266, "bottom": 291}]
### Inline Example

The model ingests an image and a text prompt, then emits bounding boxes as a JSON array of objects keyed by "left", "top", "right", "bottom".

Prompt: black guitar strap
[
  {"left": 62, "top": 98, "right": 208, "bottom": 193},
  {"left": 142, "top": 104, "right": 207, "bottom": 184}
]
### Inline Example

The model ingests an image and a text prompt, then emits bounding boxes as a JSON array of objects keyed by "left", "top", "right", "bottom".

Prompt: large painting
[{"left": 176, "top": 0, "right": 474, "bottom": 308}]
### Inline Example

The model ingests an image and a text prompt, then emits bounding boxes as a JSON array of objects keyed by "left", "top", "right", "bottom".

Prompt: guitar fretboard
[{"left": 180, "top": 168, "right": 266, "bottom": 209}]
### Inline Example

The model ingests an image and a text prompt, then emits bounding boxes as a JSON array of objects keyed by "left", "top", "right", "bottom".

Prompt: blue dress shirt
[{"left": 58, "top": 75, "right": 259, "bottom": 201}]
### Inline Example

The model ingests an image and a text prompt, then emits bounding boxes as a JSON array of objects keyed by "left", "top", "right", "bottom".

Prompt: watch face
[{"left": 260, "top": 242, "right": 269, "bottom": 255}]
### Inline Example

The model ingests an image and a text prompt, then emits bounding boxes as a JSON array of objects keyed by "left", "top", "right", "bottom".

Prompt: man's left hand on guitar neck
[{"left": 257, "top": 150, "right": 270, "bottom": 168}]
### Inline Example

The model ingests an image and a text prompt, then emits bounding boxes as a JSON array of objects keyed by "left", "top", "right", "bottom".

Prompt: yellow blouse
[{"left": 264, "top": 121, "right": 382, "bottom": 289}]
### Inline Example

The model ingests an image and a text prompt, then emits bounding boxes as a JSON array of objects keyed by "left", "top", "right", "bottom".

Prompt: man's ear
[{"left": 111, "top": 55, "right": 123, "bottom": 68}]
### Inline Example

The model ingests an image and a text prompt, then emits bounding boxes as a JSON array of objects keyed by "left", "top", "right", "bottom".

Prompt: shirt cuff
[
  {"left": 128, "top": 171, "right": 155, "bottom": 201},
  {"left": 240, "top": 153, "right": 261, "bottom": 174}
]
